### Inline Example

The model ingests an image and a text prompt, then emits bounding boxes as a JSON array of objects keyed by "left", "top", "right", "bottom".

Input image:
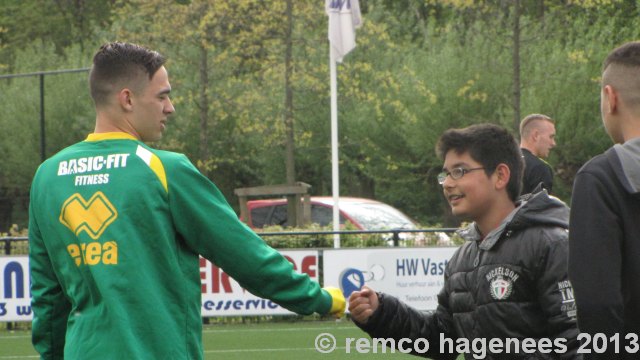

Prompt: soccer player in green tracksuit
[{"left": 28, "top": 42, "right": 345, "bottom": 360}]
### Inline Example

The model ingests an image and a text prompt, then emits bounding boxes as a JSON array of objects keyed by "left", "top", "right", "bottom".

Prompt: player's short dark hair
[
  {"left": 436, "top": 123, "right": 523, "bottom": 202},
  {"left": 89, "top": 42, "right": 166, "bottom": 107},
  {"left": 603, "top": 41, "right": 640, "bottom": 71}
]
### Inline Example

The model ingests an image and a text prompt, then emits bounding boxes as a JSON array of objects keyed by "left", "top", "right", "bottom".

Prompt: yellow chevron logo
[{"left": 59, "top": 192, "right": 118, "bottom": 240}]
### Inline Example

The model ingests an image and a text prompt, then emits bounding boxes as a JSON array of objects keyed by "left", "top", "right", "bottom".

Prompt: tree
[
  {"left": 0, "top": 0, "right": 115, "bottom": 70},
  {"left": 108, "top": 1, "right": 334, "bottom": 204},
  {"left": 3, "top": 0, "right": 640, "bottom": 229},
  {"left": 0, "top": 42, "right": 94, "bottom": 229}
]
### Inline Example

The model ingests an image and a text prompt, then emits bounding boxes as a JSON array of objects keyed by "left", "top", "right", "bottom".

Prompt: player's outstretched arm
[{"left": 324, "top": 287, "right": 346, "bottom": 318}]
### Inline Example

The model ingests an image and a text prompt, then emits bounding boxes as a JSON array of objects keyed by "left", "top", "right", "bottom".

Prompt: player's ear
[
  {"left": 117, "top": 88, "right": 134, "bottom": 111},
  {"left": 494, "top": 163, "right": 511, "bottom": 190},
  {"left": 531, "top": 128, "right": 540, "bottom": 142},
  {"left": 602, "top": 85, "right": 618, "bottom": 114}
]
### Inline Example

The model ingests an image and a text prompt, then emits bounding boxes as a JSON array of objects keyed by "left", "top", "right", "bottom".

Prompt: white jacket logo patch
[
  {"left": 490, "top": 276, "right": 513, "bottom": 300},
  {"left": 486, "top": 266, "right": 520, "bottom": 300}
]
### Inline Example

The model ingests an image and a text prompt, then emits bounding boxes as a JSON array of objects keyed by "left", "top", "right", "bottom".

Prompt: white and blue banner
[
  {"left": 0, "top": 257, "right": 32, "bottom": 321},
  {"left": 200, "top": 250, "right": 320, "bottom": 316},
  {"left": 323, "top": 247, "right": 458, "bottom": 311},
  {"left": 2, "top": 247, "right": 459, "bottom": 321}
]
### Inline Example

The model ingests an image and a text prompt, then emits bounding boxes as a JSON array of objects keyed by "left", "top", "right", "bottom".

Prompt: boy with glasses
[{"left": 349, "top": 123, "right": 580, "bottom": 359}]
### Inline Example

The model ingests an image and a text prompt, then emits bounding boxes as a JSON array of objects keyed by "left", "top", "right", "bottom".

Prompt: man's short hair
[
  {"left": 89, "top": 42, "right": 166, "bottom": 107},
  {"left": 436, "top": 123, "right": 524, "bottom": 202},
  {"left": 603, "top": 41, "right": 640, "bottom": 70},
  {"left": 602, "top": 41, "right": 640, "bottom": 110},
  {"left": 519, "top": 114, "right": 553, "bottom": 139}
]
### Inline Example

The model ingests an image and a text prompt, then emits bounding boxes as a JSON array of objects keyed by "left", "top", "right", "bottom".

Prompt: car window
[
  {"left": 311, "top": 204, "right": 346, "bottom": 227},
  {"left": 250, "top": 206, "right": 272, "bottom": 228},
  {"left": 253, "top": 203, "right": 347, "bottom": 228},
  {"left": 339, "top": 202, "right": 416, "bottom": 230},
  {"left": 268, "top": 205, "right": 289, "bottom": 227}
]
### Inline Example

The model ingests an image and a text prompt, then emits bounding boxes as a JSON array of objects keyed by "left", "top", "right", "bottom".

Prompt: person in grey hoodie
[{"left": 569, "top": 41, "right": 640, "bottom": 360}]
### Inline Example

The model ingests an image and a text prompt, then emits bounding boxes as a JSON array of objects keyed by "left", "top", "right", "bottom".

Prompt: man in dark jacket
[
  {"left": 569, "top": 41, "right": 640, "bottom": 360},
  {"left": 349, "top": 124, "right": 580, "bottom": 359},
  {"left": 519, "top": 114, "right": 556, "bottom": 194}
]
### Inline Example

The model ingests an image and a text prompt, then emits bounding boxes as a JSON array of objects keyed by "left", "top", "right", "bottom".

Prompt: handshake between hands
[{"left": 324, "top": 286, "right": 379, "bottom": 323}]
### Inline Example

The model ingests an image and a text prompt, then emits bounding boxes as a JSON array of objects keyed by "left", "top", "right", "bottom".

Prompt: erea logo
[{"left": 59, "top": 192, "right": 118, "bottom": 240}]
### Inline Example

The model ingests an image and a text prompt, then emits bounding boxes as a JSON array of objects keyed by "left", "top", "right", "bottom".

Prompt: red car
[{"left": 241, "top": 196, "right": 418, "bottom": 231}]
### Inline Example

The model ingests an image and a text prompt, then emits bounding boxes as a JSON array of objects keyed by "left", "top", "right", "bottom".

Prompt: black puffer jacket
[{"left": 355, "top": 191, "right": 581, "bottom": 359}]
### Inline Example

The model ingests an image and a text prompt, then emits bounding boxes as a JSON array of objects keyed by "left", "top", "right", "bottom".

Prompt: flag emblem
[
  {"left": 486, "top": 266, "right": 520, "bottom": 301},
  {"left": 490, "top": 276, "right": 513, "bottom": 300}
]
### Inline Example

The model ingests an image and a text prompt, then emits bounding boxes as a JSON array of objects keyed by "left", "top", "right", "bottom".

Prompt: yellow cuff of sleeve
[{"left": 324, "top": 287, "right": 346, "bottom": 318}]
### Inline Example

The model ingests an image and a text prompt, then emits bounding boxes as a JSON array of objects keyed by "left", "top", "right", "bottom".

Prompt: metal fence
[
  {"left": 258, "top": 228, "right": 459, "bottom": 248},
  {"left": 1, "top": 228, "right": 459, "bottom": 256},
  {"left": 2, "top": 237, "right": 29, "bottom": 256}
]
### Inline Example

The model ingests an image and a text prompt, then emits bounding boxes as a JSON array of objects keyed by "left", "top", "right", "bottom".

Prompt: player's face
[
  {"left": 440, "top": 150, "right": 497, "bottom": 222},
  {"left": 131, "top": 66, "right": 175, "bottom": 142},
  {"left": 535, "top": 121, "right": 556, "bottom": 158}
]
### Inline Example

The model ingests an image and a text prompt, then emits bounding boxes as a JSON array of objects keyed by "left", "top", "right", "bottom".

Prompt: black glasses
[{"left": 437, "top": 167, "right": 485, "bottom": 185}]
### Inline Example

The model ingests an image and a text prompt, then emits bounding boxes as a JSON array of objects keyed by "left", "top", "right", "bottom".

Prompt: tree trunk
[
  {"left": 512, "top": 0, "right": 521, "bottom": 133},
  {"left": 284, "top": 0, "right": 295, "bottom": 185},
  {"left": 284, "top": 0, "right": 298, "bottom": 226},
  {"left": 199, "top": 44, "right": 209, "bottom": 165}
]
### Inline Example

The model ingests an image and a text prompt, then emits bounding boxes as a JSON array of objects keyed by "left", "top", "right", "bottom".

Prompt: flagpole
[
  {"left": 330, "top": 46, "right": 341, "bottom": 249},
  {"left": 327, "top": 0, "right": 361, "bottom": 249}
]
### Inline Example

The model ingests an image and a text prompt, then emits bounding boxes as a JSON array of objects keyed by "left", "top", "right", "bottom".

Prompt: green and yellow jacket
[{"left": 29, "top": 132, "right": 333, "bottom": 359}]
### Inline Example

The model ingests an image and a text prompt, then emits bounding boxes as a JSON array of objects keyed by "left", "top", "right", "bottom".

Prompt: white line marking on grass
[
  {"left": 205, "top": 346, "right": 348, "bottom": 353},
  {"left": 0, "top": 335, "right": 31, "bottom": 340},
  {"left": 203, "top": 326, "right": 354, "bottom": 333}
]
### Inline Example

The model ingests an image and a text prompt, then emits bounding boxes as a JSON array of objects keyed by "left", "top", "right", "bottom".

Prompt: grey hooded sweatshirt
[{"left": 569, "top": 137, "right": 640, "bottom": 360}]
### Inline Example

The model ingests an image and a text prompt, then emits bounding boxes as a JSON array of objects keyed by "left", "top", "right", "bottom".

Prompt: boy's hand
[
  {"left": 348, "top": 286, "right": 379, "bottom": 324},
  {"left": 324, "top": 287, "right": 346, "bottom": 318}
]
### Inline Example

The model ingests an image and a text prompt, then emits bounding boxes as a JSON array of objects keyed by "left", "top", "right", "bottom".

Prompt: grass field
[{"left": 0, "top": 320, "right": 465, "bottom": 359}]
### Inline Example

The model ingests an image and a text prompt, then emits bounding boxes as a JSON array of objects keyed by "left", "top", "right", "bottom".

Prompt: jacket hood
[
  {"left": 611, "top": 137, "right": 640, "bottom": 195},
  {"left": 458, "top": 190, "right": 569, "bottom": 249}
]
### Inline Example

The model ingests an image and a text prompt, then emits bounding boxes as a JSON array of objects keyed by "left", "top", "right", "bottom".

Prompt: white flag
[{"left": 326, "top": 0, "right": 362, "bottom": 63}]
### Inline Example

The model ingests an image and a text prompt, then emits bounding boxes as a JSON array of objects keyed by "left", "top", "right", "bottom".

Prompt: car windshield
[{"left": 338, "top": 202, "right": 417, "bottom": 230}]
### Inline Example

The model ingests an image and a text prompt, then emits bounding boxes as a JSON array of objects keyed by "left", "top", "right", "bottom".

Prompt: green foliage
[
  {"left": 0, "top": 42, "right": 93, "bottom": 192},
  {"left": 0, "top": 0, "right": 114, "bottom": 69},
  {"left": 0, "top": 41, "right": 94, "bottom": 229},
  {"left": 3, "top": 0, "right": 640, "bottom": 227},
  {"left": 256, "top": 223, "right": 389, "bottom": 249},
  {"left": 255, "top": 222, "right": 455, "bottom": 249}
]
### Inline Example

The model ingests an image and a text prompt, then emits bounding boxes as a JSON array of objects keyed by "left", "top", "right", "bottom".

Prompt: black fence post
[
  {"left": 392, "top": 230, "right": 400, "bottom": 247},
  {"left": 3, "top": 238, "right": 13, "bottom": 331}
]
